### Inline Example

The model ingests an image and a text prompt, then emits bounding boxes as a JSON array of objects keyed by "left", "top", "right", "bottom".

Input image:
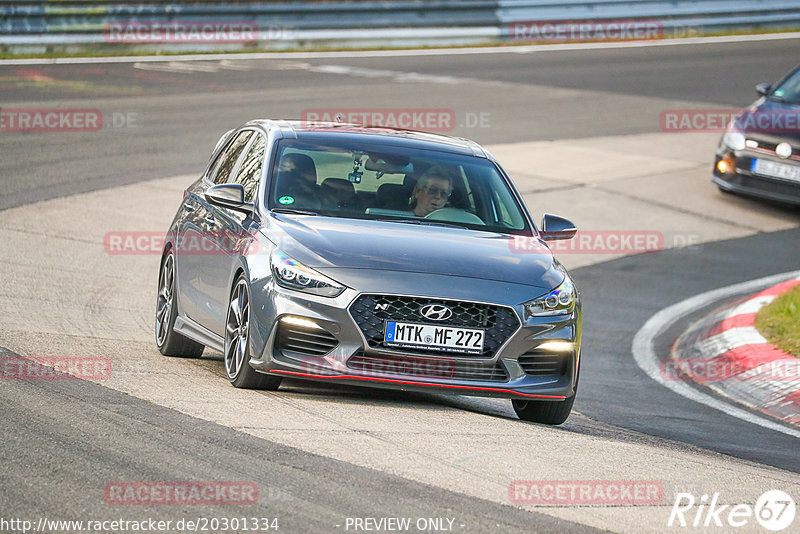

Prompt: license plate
[
  {"left": 751, "top": 158, "right": 800, "bottom": 183},
  {"left": 384, "top": 321, "right": 484, "bottom": 355}
]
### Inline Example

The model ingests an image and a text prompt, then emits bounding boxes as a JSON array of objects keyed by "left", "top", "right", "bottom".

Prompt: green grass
[{"left": 755, "top": 285, "right": 800, "bottom": 357}]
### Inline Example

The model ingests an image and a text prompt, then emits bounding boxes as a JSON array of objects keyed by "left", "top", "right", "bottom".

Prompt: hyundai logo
[{"left": 420, "top": 304, "right": 453, "bottom": 321}]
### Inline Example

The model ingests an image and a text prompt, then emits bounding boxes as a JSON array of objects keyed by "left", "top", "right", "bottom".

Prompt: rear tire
[
  {"left": 224, "top": 276, "right": 282, "bottom": 390},
  {"left": 512, "top": 395, "right": 575, "bottom": 425},
  {"left": 155, "top": 250, "right": 205, "bottom": 358}
]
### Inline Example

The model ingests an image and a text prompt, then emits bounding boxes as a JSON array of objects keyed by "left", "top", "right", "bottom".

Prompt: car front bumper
[
  {"left": 247, "top": 271, "right": 581, "bottom": 400},
  {"left": 713, "top": 151, "right": 800, "bottom": 206}
]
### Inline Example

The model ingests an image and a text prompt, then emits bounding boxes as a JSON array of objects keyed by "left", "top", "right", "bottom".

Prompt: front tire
[
  {"left": 155, "top": 250, "right": 204, "bottom": 358},
  {"left": 513, "top": 363, "right": 579, "bottom": 425},
  {"left": 512, "top": 395, "right": 575, "bottom": 425},
  {"left": 224, "top": 276, "right": 282, "bottom": 390}
]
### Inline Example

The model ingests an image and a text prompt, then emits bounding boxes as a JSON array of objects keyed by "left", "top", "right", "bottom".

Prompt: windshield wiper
[
  {"left": 420, "top": 220, "right": 470, "bottom": 229},
  {"left": 378, "top": 218, "right": 470, "bottom": 230},
  {"left": 270, "top": 207, "right": 319, "bottom": 216},
  {"left": 377, "top": 218, "right": 421, "bottom": 224}
]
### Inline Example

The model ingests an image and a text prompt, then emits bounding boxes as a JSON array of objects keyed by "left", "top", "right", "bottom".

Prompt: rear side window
[
  {"left": 209, "top": 130, "right": 254, "bottom": 185},
  {"left": 231, "top": 134, "right": 266, "bottom": 203}
]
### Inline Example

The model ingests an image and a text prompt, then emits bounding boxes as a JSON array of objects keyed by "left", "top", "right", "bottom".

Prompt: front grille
[
  {"left": 348, "top": 295, "right": 520, "bottom": 358},
  {"left": 518, "top": 350, "right": 569, "bottom": 377},
  {"left": 276, "top": 322, "right": 338, "bottom": 357},
  {"left": 347, "top": 352, "right": 508, "bottom": 382}
]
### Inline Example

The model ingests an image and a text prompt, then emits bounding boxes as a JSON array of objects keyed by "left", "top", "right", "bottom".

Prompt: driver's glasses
[{"left": 424, "top": 186, "right": 452, "bottom": 199}]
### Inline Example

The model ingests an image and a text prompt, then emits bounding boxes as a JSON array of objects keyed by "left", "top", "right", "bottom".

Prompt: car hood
[
  {"left": 738, "top": 97, "right": 800, "bottom": 143},
  {"left": 263, "top": 214, "right": 561, "bottom": 289}
]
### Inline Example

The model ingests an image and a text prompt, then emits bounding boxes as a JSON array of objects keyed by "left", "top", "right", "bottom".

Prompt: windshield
[
  {"left": 770, "top": 67, "right": 800, "bottom": 103},
  {"left": 267, "top": 138, "right": 532, "bottom": 235}
]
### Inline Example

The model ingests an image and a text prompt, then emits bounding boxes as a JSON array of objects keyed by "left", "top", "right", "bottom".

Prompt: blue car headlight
[
  {"left": 721, "top": 130, "right": 746, "bottom": 151},
  {"left": 270, "top": 249, "right": 345, "bottom": 297},
  {"left": 721, "top": 120, "right": 746, "bottom": 151},
  {"left": 524, "top": 277, "right": 576, "bottom": 318}
]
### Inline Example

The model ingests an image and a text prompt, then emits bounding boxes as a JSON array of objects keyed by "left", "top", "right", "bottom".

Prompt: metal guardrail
[{"left": 1, "top": 0, "right": 799, "bottom": 50}]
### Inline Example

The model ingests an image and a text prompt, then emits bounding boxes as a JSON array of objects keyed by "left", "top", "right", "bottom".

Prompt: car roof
[{"left": 243, "top": 119, "right": 490, "bottom": 159}]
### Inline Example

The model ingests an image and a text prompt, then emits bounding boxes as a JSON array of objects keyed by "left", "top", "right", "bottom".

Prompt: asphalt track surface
[
  {"left": 1, "top": 38, "right": 800, "bottom": 533},
  {"left": 1, "top": 358, "right": 592, "bottom": 534}
]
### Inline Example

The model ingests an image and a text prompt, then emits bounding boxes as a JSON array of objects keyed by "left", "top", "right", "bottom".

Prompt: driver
[{"left": 410, "top": 166, "right": 454, "bottom": 217}]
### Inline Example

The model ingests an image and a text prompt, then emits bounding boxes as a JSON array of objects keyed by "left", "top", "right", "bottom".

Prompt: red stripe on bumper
[{"left": 269, "top": 370, "right": 567, "bottom": 399}]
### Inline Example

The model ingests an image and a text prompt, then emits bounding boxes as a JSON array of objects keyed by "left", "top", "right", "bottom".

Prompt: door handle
[
  {"left": 183, "top": 203, "right": 195, "bottom": 213},
  {"left": 204, "top": 214, "right": 216, "bottom": 225}
]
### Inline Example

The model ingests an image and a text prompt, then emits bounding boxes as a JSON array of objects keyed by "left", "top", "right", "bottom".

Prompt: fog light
[
  {"left": 280, "top": 316, "right": 324, "bottom": 330},
  {"left": 716, "top": 156, "right": 734, "bottom": 174},
  {"left": 536, "top": 340, "right": 574, "bottom": 353}
]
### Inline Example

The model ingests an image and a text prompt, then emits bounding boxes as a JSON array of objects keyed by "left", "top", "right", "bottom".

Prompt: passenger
[{"left": 275, "top": 153, "right": 320, "bottom": 208}]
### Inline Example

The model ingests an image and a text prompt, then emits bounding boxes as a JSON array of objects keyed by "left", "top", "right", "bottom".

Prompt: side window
[
  {"left": 231, "top": 134, "right": 265, "bottom": 203},
  {"left": 209, "top": 130, "right": 254, "bottom": 185}
]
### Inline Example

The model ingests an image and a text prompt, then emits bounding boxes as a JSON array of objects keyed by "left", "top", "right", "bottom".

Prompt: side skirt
[{"left": 174, "top": 315, "right": 225, "bottom": 353}]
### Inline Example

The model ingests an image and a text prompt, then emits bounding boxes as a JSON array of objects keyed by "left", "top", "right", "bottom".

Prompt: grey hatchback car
[{"left": 156, "top": 120, "right": 582, "bottom": 425}]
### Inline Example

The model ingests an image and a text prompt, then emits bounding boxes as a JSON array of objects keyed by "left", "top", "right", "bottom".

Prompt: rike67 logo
[{"left": 668, "top": 490, "right": 795, "bottom": 531}]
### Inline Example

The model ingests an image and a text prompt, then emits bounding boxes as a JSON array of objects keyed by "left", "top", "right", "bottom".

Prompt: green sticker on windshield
[{"left": 278, "top": 195, "right": 295, "bottom": 205}]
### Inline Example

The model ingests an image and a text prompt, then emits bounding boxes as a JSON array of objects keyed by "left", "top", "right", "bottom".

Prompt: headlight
[
  {"left": 270, "top": 249, "right": 345, "bottom": 297},
  {"left": 721, "top": 127, "right": 746, "bottom": 151},
  {"left": 524, "top": 277, "right": 576, "bottom": 318}
]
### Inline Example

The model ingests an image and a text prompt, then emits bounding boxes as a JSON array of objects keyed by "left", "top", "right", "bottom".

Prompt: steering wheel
[{"left": 424, "top": 207, "right": 485, "bottom": 225}]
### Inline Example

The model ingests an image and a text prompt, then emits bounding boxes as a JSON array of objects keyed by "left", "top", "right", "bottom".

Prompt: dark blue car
[{"left": 713, "top": 64, "right": 800, "bottom": 205}]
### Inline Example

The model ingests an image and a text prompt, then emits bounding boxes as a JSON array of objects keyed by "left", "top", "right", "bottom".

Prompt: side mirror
[
  {"left": 205, "top": 184, "right": 253, "bottom": 214},
  {"left": 755, "top": 83, "right": 771, "bottom": 97},
  {"left": 540, "top": 213, "right": 577, "bottom": 241}
]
